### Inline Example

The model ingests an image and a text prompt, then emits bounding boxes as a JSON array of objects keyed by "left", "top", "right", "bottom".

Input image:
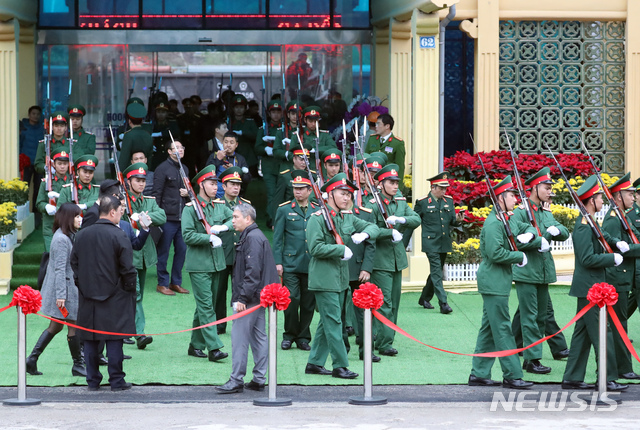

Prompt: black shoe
[
  {"left": 26, "top": 329, "right": 56, "bottom": 376},
  {"left": 98, "top": 355, "right": 109, "bottom": 366},
  {"left": 216, "top": 380, "right": 244, "bottom": 394},
  {"left": 552, "top": 348, "right": 570, "bottom": 360},
  {"left": 87, "top": 385, "right": 100, "bottom": 391},
  {"left": 123, "top": 354, "right": 132, "bottom": 360},
  {"left": 111, "top": 382, "right": 132, "bottom": 392},
  {"left": 603, "top": 381, "right": 628, "bottom": 391},
  {"left": 305, "top": 363, "right": 331, "bottom": 375},
  {"left": 332, "top": 367, "right": 358, "bottom": 379},
  {"left": 67, "top": 335, "right": 87, "bottom": 377},
  {"left": 619, "top": 372, "right": 640, "bottom": 380},
  {"left": 136, "top": 335, "right": 153, "bottom": 350},
  {"left": 523, "top": 359, "right": 552, "bottom": 374},
  {"left": 440, "top": 303, "right": 453, "bottom": 314},
  {"left": 359, "top": 352, "right": 381, "bottom": 362},
  {"left": 562, "top": 380, "right": 595, "bottom": 390},
  {"left": 503, "top": 379, "right": 533, "bottom": 389},
  {"left": 468, "top": 375, "right": 500, "bottom": 386},
  {"left": 123, "top": 337, "right": 135, "bottom": 345},
  {"left": 217, "top": 328, "right": 226, "bottom": 335},
  {"left": 244, "top": 380, "right": 265, "bottom": 391},
  {"left": 281, "top": 340, "right": 292, "bottom": 350},
  {"left": 208, "top": 349, "right": 228, "bottom": 362},
  {"left": 346, "top": 326, "right": 355, "bottom": 336},
  {"left": 379, "top": 348, "right": 398, "bottom": 356},
  {"left": 297, "top": 341, "right": 311, "bottom": 351},
  {"left": 420, "top": 300, "right": 434, "bottom": 310},
  {"left": 188, "top": 345, "right": 207, "bottom": 358}
]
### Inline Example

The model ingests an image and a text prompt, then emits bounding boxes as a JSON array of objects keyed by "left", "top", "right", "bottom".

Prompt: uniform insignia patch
[{"left": 279, "top": 201, "right": 291, "bottom": 207}]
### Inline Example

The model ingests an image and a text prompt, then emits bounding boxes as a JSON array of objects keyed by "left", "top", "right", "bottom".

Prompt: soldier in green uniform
[
  {"left": 469, "top": 176, "right": 539, "bottom": 389},
  {"left": 358, "top": 156, "right": 384, "bottom": 205},
  {"left": 255, "top": 100, "right": 284, "bottom": 228},
  {"left": 273, "top": 170, "right": 318, "bottom": 351},
  {"left": 288, "top": 106, "right": 337, "bottom": 181},
  {"left": 116, "top": 97, "right": 153, "bottom": 150},
  {"left": 149, "top": 101, "right": 180, "bottom": 170},
  {"left": 304, "top": 173, "right": 379, "bottom": 379},
  {"left": 56, "top": 154, "right": 99, "bottom": 215},
  {"left": 627, "top": 177, "right": 640, "bottom": 320},
  {"left": 275, "top": 148, "right": 315, "bottom": 206},
  {"left": 34, "top": 112, "right": 70, "bottom": 175},
  {"left": 215, "top": 166, "right": 251, "bottom": 335},
  {"left": 229, "top": 95, "right": 259, "bottom": 175},
  {"left": 182, "top": 165, "right": 233, "bottom": 362},
  {"left": 119, "top": 103, "right": 153, "bottom": 170},
  {"left": 602, "top": 173, "right": 640, "bottom": 380},
  {"left": 322, "top": 148, "right": 343, "bottom": 181},
  {"left": 36, "top": 148, "right": 71, "bottom": 251},
  {"left": 561, "top": 175, "right": 628, "bottom": 391},
  {"left": 415, "top": 172, "right": 464, "bottom": 313},
  {"left": 122, "top": 162, "right": 167, "bottom": 349},
  {"left": 368, "top": 164, "right": 420, "bottom": 356},
  {"left": 364, "top": 113, "right": 406, "bottom": 179},
  {"left": 67, "top": 105, "right": 96, "bottom": 159}
]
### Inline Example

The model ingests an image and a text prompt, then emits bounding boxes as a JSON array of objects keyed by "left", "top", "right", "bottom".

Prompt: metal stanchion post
[
  {"left": 254, "top": 304, "right": 291, "bottom": 407},
  {"left": 349, "top": 308, "right": 387, "bottom": 405},
  {"left": 3, "top": 306, "right": 41, "bottom": 406},
  {"left": 597, "top": 305, "right": 620, "bottom": 406}
]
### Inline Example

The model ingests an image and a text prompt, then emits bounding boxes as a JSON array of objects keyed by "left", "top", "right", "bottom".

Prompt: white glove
[
  {"left": 285, "top": 151, "right": 290, "bottom": 160},
  {"left": 151, "top": 132, "right": 162, "bottom": 137},
  {"left": 235, "top": 130, "right": 243, "bottom": 136},
  {"left": 617, "top": 241, "right": 630, "bottom": 253},
  {"left": 391, "top": 229, "right": 403, "bottom": 243},
  {"left": 265, "top": 147, "right": 274, "bottom": 156},
  {"left": 262, "top": 136, "right": 276, "bottom": 142},
  {"left": 310, "top": 148, "right": 315, "bottom": 154},
  {"left": 209, "top": 234, "right": 222, "bottom": 248},
  {"left": 538, "top": 236, "right": 550, "bottom": 253},
  {"left": 517, "top": 254, "right": 528, "bottom": 267},
  {"left": 321, "top": 192, "right": 328, "bottom": 200},
  {"left": 130, "top": 213, "right": 140, "bottom": 222},
  {"left": 77, "top": 203, "right": 87, "bottom": 210},
  {"left": 351, "top": 232, "right": 369, "bottom": 245},
  {"left": 386, "top": 215, "right": 406, "bottom": 225},
  {"left": 211, "top": 225, "right": 229, "bottom": 234},
  {"left": 517, "top": 232, "right": 534, "bottom": 244},
  {"left": 342, "top": 247, "right": 353, "bottom": 261},
  {"left": 614, "top": 253, "right": 623, "bottom": 266},
  {"left": 47, "top": 191, "right": 60, "bottom": 199},
  {"left": 242, "top": 167, "right": 249, "bottom": 174},
  {"left": 282, "top": 138, "right": 291, "bottom": 145},
  {"left": 118, "top": 133, "right": 124, "bottom": 140},
  {"left": 546, "top": 225, "right": 560, "bottom": 237},
  {"left": 45, "top": 204, "right": 56, "bottom": 216}
]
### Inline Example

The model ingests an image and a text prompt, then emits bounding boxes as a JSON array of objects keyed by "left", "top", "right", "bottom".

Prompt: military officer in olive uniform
[
  {"left": 273, "top": 170, "right": 318, "bottom": 351},
  {"left": 275, "top": 147, "right": 316, "bottom": 206},
  {"left": 602, "top": 173, "right": 640, "bottom": 380},
  {"left": 36, "top": 148, "right": 71, "bottom": 251},
  {"left": 304, "top": 173, "right": 379, "bottom": 379},
  {"left": 369, "top": 164, "right": 420, "bottom": 356},
  {"left": 469, "top": 176, "right": 540, "bottom": 390},
  {"left": 288, "top": 106, "right": 337, "bottom": 182},
  {"left": 229, "top": 95, "right": 259, "bottom": 175},
  {"left": 56, "top": 154, "right": 99, "bottom": 214},
  {"left": 272, "top": 101, "right": 301, "bottom": 208},
  {"left": 119, "top": 103, "right": 153, "bottom": 169},
  {"left": 415, "top": 172, "right": 463, "bottom": 313},
  {"left": 215, "top": 166, "right": 251, "bottom": 335},
  {"left": 182, "top": 165, "right": 234, "bottom": 362},
  {"left": 35, "top": 112, "right": 70, "bottom": 175},
  {"left": 562, "top": 175, "right": 628, "bottom": 391},
  {"left": 67, "top": 104, "right": 96, "bottom": 159},
  {"left": 123, "top": 162, "right": 167, "bottom": 349},
  {"left": 364, "top": 113, "right": 406, "bottom": 179},
  {"left": 626, "top": 177, "right": 640, "bottom": 320}
]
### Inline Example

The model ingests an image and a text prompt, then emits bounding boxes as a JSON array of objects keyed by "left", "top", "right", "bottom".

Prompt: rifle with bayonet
[
  {"left": 281, "top": 73, "right": 286, "bottom": 134},
  {"left": 261, "top": 75, "right": 268, "bottom": 135},
  {"left": 351, "top": 119, "right": 363, "bottom": 207},
  {"left": 226, "top": 74, "right": 233, "bottom": 126},
  {"left": 314, "top": 121, "right": 324, "bottom": 187},
  {"left": 108, "top": 125, "right": 133, "bottom": 216},
  {"left": 44, "top": 116, "right": 54, "bottom": 205},
  {"left": 68, "top": 125, "right": 79, "bottom": 205},
  {"left": 341, "top": 120, "right": 350, "bottom": 179}
]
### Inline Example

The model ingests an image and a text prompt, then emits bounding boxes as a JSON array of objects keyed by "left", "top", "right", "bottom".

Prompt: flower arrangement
[
  {"left": 447, "top": 238, "right": 482, "bottom": 265},
  {"left": 0, "top": 202, "right": 17, "bottom": 236},
  {"left": 0, "top": 178, "right": 30, "bottom": 206}
]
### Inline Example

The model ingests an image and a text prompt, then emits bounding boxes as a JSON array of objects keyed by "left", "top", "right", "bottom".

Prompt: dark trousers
[
  {"left": 282, "top": 272, "right": 315, "bottom": 343},
  {"left": 84, "top": 339, "right": 125, "bottom": 388},
  {"left": 156, "top": 220, "right": 186, "bottom": 287},
  {"left": 610, "top": 292, "right": 633, "bottom": 375},
  {"left": 513, "top": 294, "right": 568, "bottom": 354},
  {"left": 419, "top": 252, "right": 448, "bottom": 305},
  {"left": 215, "top": 265, "right": 232, "bottom": 333},
  {"left": 628, "top": 287, "right": 640, "bottom": 319},
  {"left": 349, "top": 280, "right": 366, "bottom": 355}
]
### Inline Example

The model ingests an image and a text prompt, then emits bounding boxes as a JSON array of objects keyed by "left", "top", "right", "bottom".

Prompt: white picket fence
[{"left": 443, "top": 263, "right": 480, "bottom": 282}]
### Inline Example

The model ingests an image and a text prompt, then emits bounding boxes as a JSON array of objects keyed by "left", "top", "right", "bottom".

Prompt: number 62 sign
[{"left": 419, "top": 36, "right": 436, "bottom": 49}]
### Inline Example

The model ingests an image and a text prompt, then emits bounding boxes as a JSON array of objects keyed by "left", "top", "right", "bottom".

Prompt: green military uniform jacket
[
  {"left": 273, "top": 200, "right": 318, "bottom": 274},
  {"left": 602, "top": 208, "right": 640, "bottom": 292},
  {"left": 627, "top": 203, "right": 640, "bottom": 286},
  {"left": 273, "top": 126, "right": 298, "bottom": 172},
  {"left": 477, "top": 209, "right": 539, "bottom": 296},
  {"left": 369, "top": 194, "right": 420, "bottom": 272},
  {"left": 306, "top": 208, "right": 379, "bottom": 292},
  {"left": 36, "top": 173, "right": 70, "bottom": 236},
  {"left": 72, "top": 128, "right": 96, "bottom": 159},
  {"left": 347, "top": 206, "right": 377, "bottom": 282},
  {"left": 231, "top": 117, "right": 259, "bottom": 167},
  {"left": 116, "top": 122, "right": 153, "bottom": 151},
  {"left": 181, "top": 196, "right": 234, "bottom": 273},
  {"left": 511, "top": 201, "right": 570, "bottom": 285},
  {"left": 219, "top": 196, "right": 251, "bottom": 266},
  {"left": 288, "top": 128, "right": 337, "bottom": 166},
  {"left": 255, "top": 123, "right": 283, "bottom": 174},
  {"left": 125, "top": 193, "right": 167, "bottom": 269},
  {"left": 119, "top": 126, "right": 153, "bottom": 169},
  {"left": 56, "top": 181, "right": 98, "bottom": 214},
  {"left": 569, "top": 214, "right": 619, "bottom": 298},
  {"left": 365, "top": 133, "right": 406, "bottom": 178},
  {"left": 414, "top": 192, "right": 459, "bottom": 253},
  {"left": 35, "top": 138, "right": 71, "bottom": 175}
]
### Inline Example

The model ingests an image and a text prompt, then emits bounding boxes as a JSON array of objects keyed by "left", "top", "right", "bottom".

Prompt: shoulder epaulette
[
  {"left": 280, "top": 169, "right": 291, "bottom": 175},
  {"left": 312, "top": 210, "right": 323, "bottom": 216},
  {"left": 341, "top": 210, "right": 353, "bottom": 214},
  {"left": 279, "top": 200, "right": 291, "bottom": 207},
  {"left": 123, "top": 128, "right": 133, "bottom": 135},
  {"left": 445, "top": 195, "right": 453, "bottom": 200},
  {"left": 240, "top": 197, "right": 251, "bottom": 204},
  {"left": 185, "top": 202, "right": 193, "bottom": 206},
  {"left": 320, "top": 129, "right": 329, "bottom": 133},
  {"left": 142, "top": 195, "right": 156, "bottom": 199},
  {"left": 542, "top": 206, "right": 551, "bottom": 212},
  {"left": 369, "top": 198, "right": 376, "bottom": 204},
  {"left": 610, "top": 210, "right": 617, "bottom": 217},
  {"left": 581, "top": 217, "right": 588, "bottom": 224},
  {"left": 85, "top": 131, "right": 94, "bottom": 135},
  {"left": 359, "top": 206, "right": 372, "bottom": 213},
  {"left": 310, "top": 202, "right": 318, "bottom": 208},
  {"left": 415, "top": 195, "right": 429, "bottom": 202},
  {"left": 62, "top": 183, "right": 72, "bottom": 188},
  {"left": 395, "top": 196, "right": 406, "bottom": 201},
  {"left": 212, "top": 199, "right": 225, "bottom": 204},
  {"left": 310, "top": 169, "right": 317, "bottom": 174}
]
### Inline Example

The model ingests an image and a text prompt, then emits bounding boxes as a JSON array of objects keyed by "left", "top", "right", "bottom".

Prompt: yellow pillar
[
  {"left": 0, "top": 19, "right": 19, "bottom": 181},
  {"left": 373, "top": 25, "right": 390, "bottom": 101},
  {"left": 389, "top": 17, "right": 413, "bottom": 168},
  {"left": 626, "top": 0, "right": 640, "bottom": 176},
  {"left": 17, "top": 24, "right": 36, "bottom": 122},
  {"left": 475, "top": 0, "right": 500, "bottom": 153}
]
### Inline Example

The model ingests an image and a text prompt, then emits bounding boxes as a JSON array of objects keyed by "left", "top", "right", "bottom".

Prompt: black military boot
[
  {"left": 68, "top": 335, "right": 87, "bottom": 377},
  {"left": 26, "top": 329, "right": 56, "bottom": 375}
]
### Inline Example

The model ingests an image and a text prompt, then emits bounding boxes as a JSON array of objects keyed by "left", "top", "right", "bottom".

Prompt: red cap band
[
  {"left": 610, "top": 180, "right": 632, "bottom": 194},
  {"left": 126, "top": 167, "right": 147, "bottom": 179},
  {"left": 220, "top": 170, "right": 242, "bottom": 183},
  {"left": 494, "top": 181, "right": 514, "bottom": 196},
  {"left": 77, "top": 159, "right": 96, "bottom": 169},
  {"left": 377, "top": 169, "right": 399, "bottom": 182},
  {"left": 197, "top": 171, "right": 216, "bottom": 185},
  {"left": 325, "top": 178, "right": 355, "bottom": 193}
]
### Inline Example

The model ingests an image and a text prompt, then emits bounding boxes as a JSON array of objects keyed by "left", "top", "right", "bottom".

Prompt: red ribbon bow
[
  {"left": 587, "top": 282, "right": 618, "bottom": 308},
  {"left": 260, "top": 283, "right": 291, "bottom": 311},
  {"left": 9, "top": 285, "right": 42, "bottom": 315},
  {"left": 352, "top": 282, "right": 384, "bottom": 310}
]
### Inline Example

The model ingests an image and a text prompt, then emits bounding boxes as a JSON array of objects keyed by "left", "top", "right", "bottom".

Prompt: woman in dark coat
[{"left": 26, "top": 203, "right": 86, "bottom": 377}]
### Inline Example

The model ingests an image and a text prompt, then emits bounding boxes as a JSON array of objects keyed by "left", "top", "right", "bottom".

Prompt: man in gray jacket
[{"left": 216, "top": 204, "right": 279, "bottom": 393}]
